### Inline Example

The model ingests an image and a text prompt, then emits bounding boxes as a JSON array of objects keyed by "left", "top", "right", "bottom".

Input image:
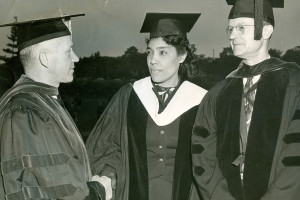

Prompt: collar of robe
[
  {"left": 227, "top": 57, "right": 288, "bottom": 78},
  {"left": 133, "top": 76, "right": 207, "bottom": 126},
  {"left": 16, "top": 75, "right": 59, "bottom": 96},
  {"left": 0, "top": 75, "right": 59, "bottom": 109}
]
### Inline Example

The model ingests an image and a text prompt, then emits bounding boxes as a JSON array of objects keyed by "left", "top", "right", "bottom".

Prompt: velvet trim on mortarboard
[
  {"left": 16, "top": 20, "right": 71, "bottom": 51},
  {"left": 226, "top": 0, "right": 284, "bottom": 40},
  {"left": 0, "top": 13, "right": 84, "bottom": 51},
  {"left": 140, "top": 13, "right": 201, "bottom": 39}
]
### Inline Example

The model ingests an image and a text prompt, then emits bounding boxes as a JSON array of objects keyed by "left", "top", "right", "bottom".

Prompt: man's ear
[
  {"left": 262, "top": 25, "right": 273, "bottom": 40},
  {"left": 39, "top": 49, "right": 49, "bottom": 68},
  {"left": 179, "top": 52, "right": 188, "bottom": 64}
]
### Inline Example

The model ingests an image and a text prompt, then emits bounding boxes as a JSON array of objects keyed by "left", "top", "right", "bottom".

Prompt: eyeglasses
[{"left": 226, "top": 24, "right": 255, "bottom": 36}]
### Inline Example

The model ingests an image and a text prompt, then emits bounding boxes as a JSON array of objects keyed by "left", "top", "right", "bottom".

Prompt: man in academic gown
[
  {"left": 0, "top": 15, "right": 110, "bottom": 200},
  {"left": 86, "top": 13, "right": 207, "bottom": 200},
  {"left": 192, "top": 0, "right": 300, "bottom": 200}
]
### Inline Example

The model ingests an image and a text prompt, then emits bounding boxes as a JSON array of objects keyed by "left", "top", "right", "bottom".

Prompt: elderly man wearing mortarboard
[
  {"left": 86, "top": 13, "right": 207, "bottom": 200},
  {"left": 191, "top": 0, "right": 300, "bottom": 200},
  {"left": 0, "top": 14, "right": 111, "bottom": 200}
]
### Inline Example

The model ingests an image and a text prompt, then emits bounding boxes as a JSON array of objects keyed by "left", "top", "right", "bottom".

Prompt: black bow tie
[
  {"left": 153, "top": 84, "right": 174, "bottom": 93},
  {"left": 227, "top": 57, "right": 291, "bottom": 78},
  {"left": 228, "top": 58, "right": 273, "bottom": 78},
  {"left": 237, "top": 62, "right": 262, "bottom": 77}
]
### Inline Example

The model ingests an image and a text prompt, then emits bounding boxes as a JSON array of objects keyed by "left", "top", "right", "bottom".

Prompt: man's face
[
  {"left": 146, "top": 37, "right": 185, "bottom": 87},
  {"left": 228, "top": 17, "right": 264, "bottom": 60},
  {"left": 47, "top": 35, "right": 79, "bottom": 85}
]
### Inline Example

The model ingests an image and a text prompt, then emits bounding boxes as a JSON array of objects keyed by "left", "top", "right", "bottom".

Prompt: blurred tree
[
  {"left": 120, "top": 46, "right": 148, "bottom": 79},
  {"left": 269, "top": 48, "right": 282, "bottom": 58},
  {"left": 92, "top": 51, "right": 101, "bottom": 58},
  {"left": 219, "top": 47, "right": 233, "bottom": 59},
  {"left": 0, "top": 16, "right": 23, "bottom": 82},
  {"left": 123, "top": 46, "right": 139, "bottom": 57},
  {"left": 216, "top": 46, "right": 241, "bottom": 75},
  {"left": 192, "top": 46, "right": 242, "bottom": 89},
  {"left": 282, "top": 46, "right": 300, "bottom": 65},
  {"left": 0, "top": 16, "right": 18, "bottom": 63}
]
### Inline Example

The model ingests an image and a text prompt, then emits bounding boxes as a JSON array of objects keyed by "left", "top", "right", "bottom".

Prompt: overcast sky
[{"left": 0, "top": 0, "right": 299, "bottom": 59}]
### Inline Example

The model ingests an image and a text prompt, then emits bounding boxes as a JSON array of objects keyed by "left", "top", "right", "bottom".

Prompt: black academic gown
[
  {"left": 192, "top": 58, "right": 300, "bottom": 200},
  {"left": 0, "top": 75, "right": 105, "bottom": 200},
  {"left": 87, "top": 76, "right": 207, "bottom": 200}
]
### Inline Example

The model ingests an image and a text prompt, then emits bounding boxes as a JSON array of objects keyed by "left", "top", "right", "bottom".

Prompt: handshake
[
  {"left": 89, "top": 165, "right": 117, "bottom": 200},
  {"left": 90, "top": 175, "right": 113, "bottom": 200}
]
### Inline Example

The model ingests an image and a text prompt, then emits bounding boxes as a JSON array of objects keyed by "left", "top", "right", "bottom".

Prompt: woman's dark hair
[{"left": 146, "top": 35, "right": 198, "bottom": 80}]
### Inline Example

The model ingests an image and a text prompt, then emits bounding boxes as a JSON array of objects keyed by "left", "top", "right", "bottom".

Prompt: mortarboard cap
[
  {"left": 140, "top": 13, "right": 201, "bottom": 39},
  {"left": 226, "top": 0, "right": 284, "bottom": 40},
  {"left": 0, "top": 13, "right": 85, "bottom": 51}
]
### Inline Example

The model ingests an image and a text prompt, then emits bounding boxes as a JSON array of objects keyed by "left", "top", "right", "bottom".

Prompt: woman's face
[{"left": 146, "top": 37, "right": 186, "bottom": 87}]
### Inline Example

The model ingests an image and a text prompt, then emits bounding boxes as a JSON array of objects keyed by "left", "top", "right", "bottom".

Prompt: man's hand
[
  {"left": 91, "top": 175, "right": 112, "bottom": 200},
  {"left": 100, "top": 165, "right": 117, "bottom": 190}
]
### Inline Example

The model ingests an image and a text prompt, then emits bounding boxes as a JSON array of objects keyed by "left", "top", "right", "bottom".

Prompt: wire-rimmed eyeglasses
[{"left": 226, "top": 24, "right": 255, "bottom": 36}]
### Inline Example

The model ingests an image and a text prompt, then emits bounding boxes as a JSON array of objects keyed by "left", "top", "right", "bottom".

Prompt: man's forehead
[
  {"left": 40, "top": 35, "right": 73, "bottom": 47},
  {"left": 228, "top": 17, "right": 255, "bottom": 25}
]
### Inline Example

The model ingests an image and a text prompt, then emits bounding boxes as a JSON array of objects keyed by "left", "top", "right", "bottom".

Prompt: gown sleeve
[
  {"left": 261, "top": 68, "right": 300, "bottom": 200},
  {"left": 0, "top": 98, "right": 89, "bottom": 200},
  {"left": 86, "top": 84, "right": 132, "bottom": 199},
  {"left": 192, "top": 84, "right": 235, "bottom": 200}
]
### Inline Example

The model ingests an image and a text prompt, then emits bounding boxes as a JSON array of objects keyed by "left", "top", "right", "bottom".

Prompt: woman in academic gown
[{"left": 86, "top": 12, "right": 207, "bottom": 200}]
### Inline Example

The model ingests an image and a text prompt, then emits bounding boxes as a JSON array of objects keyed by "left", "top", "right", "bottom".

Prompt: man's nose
[
  {"left": 229, "top": 27, "right": 239, "bottom": 40},
  {"left": 71, "top": 49, "right": 79, "bottom": 62}
]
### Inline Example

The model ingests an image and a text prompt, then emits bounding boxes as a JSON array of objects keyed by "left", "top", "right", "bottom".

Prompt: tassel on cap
[{"left": 254, "top": 0, "right": 264, "bottom": 40}]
